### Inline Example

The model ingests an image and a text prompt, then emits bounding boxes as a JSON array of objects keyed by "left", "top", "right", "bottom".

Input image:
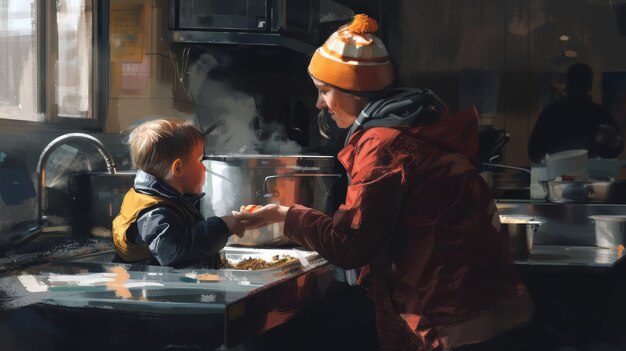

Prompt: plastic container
[
  {"left": 530, "top": 165, "right": 548, "bottom": 199},
  {"left": 545, "top": 149, "right": 588, "bottom": 180},
  {"left": 587, "top": 159, "right": 626, "bottom": 180}
]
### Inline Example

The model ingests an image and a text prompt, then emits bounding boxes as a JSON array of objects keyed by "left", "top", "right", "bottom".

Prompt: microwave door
[{"left": 178, "top": 0, "right": 268, "bottom": 31}]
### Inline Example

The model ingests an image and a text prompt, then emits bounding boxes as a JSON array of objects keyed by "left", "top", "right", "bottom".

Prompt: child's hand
[
  {"left": 220, "top": 214, "right": 245, "bottom": 238},
  {"left": 237, "top": 204, "right": 289, "bottom": 229}
]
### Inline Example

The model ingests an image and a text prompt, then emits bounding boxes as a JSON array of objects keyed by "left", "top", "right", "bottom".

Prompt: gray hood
[{"left": 344, "top": 88, "right": 447, "bottom": 145}]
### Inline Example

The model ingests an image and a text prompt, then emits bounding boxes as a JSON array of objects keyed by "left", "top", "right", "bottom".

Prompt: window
[
  {"left": 0, "top": 0, "right": 37, "bottom": 121},
  {"left": 0, "top": 0, "right": 106, "bottom": 125}
]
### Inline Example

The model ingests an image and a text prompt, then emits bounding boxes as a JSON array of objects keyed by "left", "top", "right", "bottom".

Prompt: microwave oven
[
  {"left": 172, "top": 0, "right": 279, "bottom": 32},
  {"left": 169, "top": 0, "right": 354, "bottom": 53}
]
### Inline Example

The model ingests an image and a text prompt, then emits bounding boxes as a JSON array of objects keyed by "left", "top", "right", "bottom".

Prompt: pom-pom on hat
[{"left": 308, "top": 14, "right": 394, "bottom": 92}]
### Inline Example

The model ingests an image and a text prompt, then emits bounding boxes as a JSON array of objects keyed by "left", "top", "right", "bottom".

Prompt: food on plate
[
  {"left": 235, "top": 257, "right": 272, "bottom": 270},
  {"left": 220, "top": 255, "right": 234, "bottom": 269},
  {"left": 222, "top": 254, "right": 296, "bottom": 270}
]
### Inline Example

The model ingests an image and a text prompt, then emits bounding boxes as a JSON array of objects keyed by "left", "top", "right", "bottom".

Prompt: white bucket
[
  {"left": 545, "top": 149, "right": 588, "bottom": 180},
  {"left": 590, "top": 215, "right": 626, "bottom": 249}
]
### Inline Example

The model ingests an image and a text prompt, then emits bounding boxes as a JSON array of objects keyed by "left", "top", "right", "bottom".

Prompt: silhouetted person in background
[{"left": 528, "top": 62, "right": 623, "bottom": 163}]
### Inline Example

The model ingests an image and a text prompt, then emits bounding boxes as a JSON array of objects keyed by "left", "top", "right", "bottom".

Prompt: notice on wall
[{"left": 110, "top": 9, "right": 144, "bottom": 63}]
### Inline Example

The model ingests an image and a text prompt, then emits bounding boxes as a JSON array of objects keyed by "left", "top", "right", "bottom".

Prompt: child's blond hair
[{"left": 128, "top": 119, "right": 203, "bottom": 178}]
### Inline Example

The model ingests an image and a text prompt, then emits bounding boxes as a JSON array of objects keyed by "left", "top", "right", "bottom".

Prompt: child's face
[{"left": 180, "top": 141, "right": 206, "bottom": 194}]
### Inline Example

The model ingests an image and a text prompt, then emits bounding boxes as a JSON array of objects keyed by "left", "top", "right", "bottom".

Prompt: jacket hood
[
  {"left": 133, "top": 170, "right": 205, "bottom": 215},
  {"left": 409, "top": 105, "right": 479, "bottom": 157},
  {"left": 346, "top": 87, "right": 479, "bottom": 157}
]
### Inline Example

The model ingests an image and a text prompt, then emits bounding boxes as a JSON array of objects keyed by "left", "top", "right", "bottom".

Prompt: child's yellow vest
[{"left": 112, "top": 188, "right": 176, "bottom": 262}]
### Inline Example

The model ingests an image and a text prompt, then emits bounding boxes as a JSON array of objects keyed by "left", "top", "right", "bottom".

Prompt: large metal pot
[{"left": 201, "top": 155, "right": 341, "bottom": 246}]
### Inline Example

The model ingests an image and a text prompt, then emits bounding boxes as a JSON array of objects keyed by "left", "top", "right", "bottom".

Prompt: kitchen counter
[
  {"left": 0, "top": 247, "right": 351, "bottom": 350},
  {"left": 496, "top": 200, "right": 626, "bottom": 246},
  {"left": 515, "top": 244, "right": 625, "bottom": 272}
]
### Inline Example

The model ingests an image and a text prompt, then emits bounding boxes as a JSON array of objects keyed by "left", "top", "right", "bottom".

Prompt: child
[{"left": 112, "top": 118, "right": 244, "bottom": 268}]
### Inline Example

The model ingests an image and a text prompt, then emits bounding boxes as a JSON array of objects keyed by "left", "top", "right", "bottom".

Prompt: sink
[{"left": 68, "top": 172, "right": 136, "bottom": 236}]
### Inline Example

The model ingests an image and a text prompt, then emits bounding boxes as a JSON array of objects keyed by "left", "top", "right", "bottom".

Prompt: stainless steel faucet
[
  {"left": 36, "top": 133, "right": 117, "bottom": 225},
  {"left": 0, "top": 133, "right": 117, "bottom": 252}
]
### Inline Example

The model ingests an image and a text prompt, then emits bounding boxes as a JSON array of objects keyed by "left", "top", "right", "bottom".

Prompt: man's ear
[{"left": 171, "top": 159, "right": 183, "bottom": 177}]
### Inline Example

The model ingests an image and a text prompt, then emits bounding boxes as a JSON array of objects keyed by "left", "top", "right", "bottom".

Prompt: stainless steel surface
[
  {"left": 258, "top": 173, "right": 342, "bottom": 198},
  {"left": 514, "top": 245, "right": 623, "bottom": 268},
  {"left": 202, "top": 155, "right": 339, "bottom": 246},
  {"left": 546, "top": 180, "right": 626, "bottom": 204},
  {"left": 497, "top": 200, "right": 626, "bottom": 245},
  {"left": 0, "top": 247, "right": 350, "bottom": 348},
  {"left": 0, "top": 221, "right": 42, "bottom": 252}
]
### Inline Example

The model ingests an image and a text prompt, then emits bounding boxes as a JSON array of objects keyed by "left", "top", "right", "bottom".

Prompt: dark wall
[{"left": 382, "top": 0, "right": 626, "bottom": 166}]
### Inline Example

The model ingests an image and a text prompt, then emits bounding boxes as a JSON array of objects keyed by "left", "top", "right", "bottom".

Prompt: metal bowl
[
  {"left": 500, "top": 220, "right": 541, "bottom": 259},
  {"left": 546, "top": 180, "right": 626, "bottom": 204}
]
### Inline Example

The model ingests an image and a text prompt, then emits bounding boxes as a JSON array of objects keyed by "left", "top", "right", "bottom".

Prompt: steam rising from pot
[{"left": 188, "top": 52, "right": 302, "bottom": 155}]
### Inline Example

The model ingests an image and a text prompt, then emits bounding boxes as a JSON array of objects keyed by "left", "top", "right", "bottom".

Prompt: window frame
[{"left": 0, "top": 0, "right": 109, "bottom": 130}]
